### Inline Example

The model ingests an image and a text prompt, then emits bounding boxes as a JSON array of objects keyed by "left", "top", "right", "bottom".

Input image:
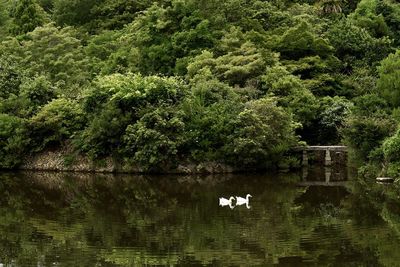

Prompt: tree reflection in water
[{"left": 0, "top": 169, "right": 399, "bottom": 266}]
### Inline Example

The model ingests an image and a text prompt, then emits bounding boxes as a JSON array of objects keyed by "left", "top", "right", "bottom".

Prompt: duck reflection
[
  {"left": 236, "top": 194, "right": 252, "bottom": 209},
  {"left": 219, "top": 196, "right": 235, "bottom": 209},
  {"left": 219, "top": 194, "right": 252, "bottom": 209}
]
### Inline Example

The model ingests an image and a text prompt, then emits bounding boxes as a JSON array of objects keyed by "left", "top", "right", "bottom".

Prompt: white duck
[
  {"left": 236, "top": 194, "right": 252, "bottom": 209},
  {"left": 219, "top": 196, "right": 235, "bottom": 208}
]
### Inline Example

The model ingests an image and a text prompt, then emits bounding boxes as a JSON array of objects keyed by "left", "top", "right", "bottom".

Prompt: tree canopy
[{"left": 1, "top": 0, "right": 400, "bottom": 173}]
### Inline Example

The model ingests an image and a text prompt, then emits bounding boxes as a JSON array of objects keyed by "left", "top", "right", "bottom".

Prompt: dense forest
[{"left": 0, "top": 0, "right": 400, "bottom": 174}]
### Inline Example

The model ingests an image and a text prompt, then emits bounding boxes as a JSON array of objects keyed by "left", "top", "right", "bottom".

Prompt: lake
[{"left": 0, "top": 167, "right": 399, "bottom": 266}]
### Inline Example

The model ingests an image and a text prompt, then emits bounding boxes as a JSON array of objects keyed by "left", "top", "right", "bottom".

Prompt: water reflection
[
  {"left": 0, "top": 169, "right": 399, "bottom": 266},
  {"left": 235, "top": 194, "right": 252, "bottom": 209},
  {"left": 218, "top": 196, "right": 235, "bottom": 209}
]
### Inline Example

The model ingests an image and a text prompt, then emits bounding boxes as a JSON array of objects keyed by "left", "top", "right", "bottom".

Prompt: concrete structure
[
  {"left": 297, "top": 181, "right": 348, "bottom": 187},
  {"left": 294, "top": 146, "right": 348, "bottom": 166}
]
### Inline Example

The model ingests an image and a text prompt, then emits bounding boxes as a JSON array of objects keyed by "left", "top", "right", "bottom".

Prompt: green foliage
[
  {"left": 319, "top": 96, "right": 352, "bottom": 130},
  {"left": 114, "top": 2, "right": 218, "bottom": 75},
  {"left": 83, "top": 73, "right": 185, "bottom": 114},
  {"left": 383, "top": 128, "right": 400, "bottom": 162},
  {"left": 342, "top": 93, "right": 396, "bottom": 162},
  {"left": 0, "top": 0, "right": 400, "bottom": 171},
  {"left": 9, "top": 0, "right": 46, "bottom": 35},
  {"left": 0, "top": 56, "right": 22, "bottom": 99},
  {"left": 320, "top": 0, "right": 344, "bottom": 14},
  {"left": 19, "top": 75, "right": 57, "bottom": 109},
  {"left": 0, "top": 1, "right": 11, "bottom": 35},
  {"left": 78, "top": 74, "right": 185, "bottom": 160},
  {"left": 187, "top": 42, "right": 268, "bottom": 86},
  {"left": 382, "top": 128, "right": 400, "bottom": 177},
  {"left": 339, "top": 66, "right": 377, "bottom": 96},
  {"left": 0, "top": 74, "right": 56, "bottom": 118},
  {"left": 1, "top": 24, "right": 91, "bottom": 95},
  {"left": 75, "top": 104, "right": 129, "bottom": 159},
  {"left": 89, "top": 0, "right": 153, "bottom": 30},
  {"left": 327, "top": 19, "right": 393, "bottom": 65},
  {"left": 226, "top": 97, "right": 299, "bottom": 168},
  {"left": 29, "top": 99, "right": 85, "bottom": 150},
  {"left": 0, "top": 114, "right": 30, "bottom": 168},
  {"left": 349, "top": 0, "right": 390, "bottom": 37},
  {"left": 53, "top": 0, "right": 98, "bottom": 27},
  {"left": 85, "top": 30, "right": 123, "bottom": 74},
  {"left": 305, "top": 96, "right": 352, "bottom": 144},
  {"left": 377, "top": 50, "right": 400, "bottom": 107},
  {"left": 52, "top": 0, "right": 153, "bottom": 31},
  {"left": 376, "top": 0, "right": 400, "bottom": 45},
  {"left": 343, "top": 114, "right": 396, "bottom": 160},
  {"left": 262, "top": 66, "right": 319, "bottom": 127},
  {"left": 123, "top": 107, "right": 186, "bottom": 171},
  {"left": 181, "top": 81, "right": 242, "bottom": 162},
  {"left": 275, "top": 21, "right": 334, "bottom": 60},
  {"left": 352, "top": 94, "right": 390, "bottom": 115}
]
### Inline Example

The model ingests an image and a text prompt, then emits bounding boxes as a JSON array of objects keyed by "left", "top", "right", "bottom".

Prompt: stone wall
[
  {"left": 20, "top": 149, "right": 118, "bottom": 172},
  {"left": 19, "top": 148, "right": 236, "bottom": 174}
]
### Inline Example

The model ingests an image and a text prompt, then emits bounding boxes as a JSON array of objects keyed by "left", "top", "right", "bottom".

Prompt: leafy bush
[
  {"left": 377, "top": 50, "right": 400, "bottom": 107},
  {"left": 352, "top": 94, "right": 390, "bottom": 116},
  {"left": 298, "top": 96, "right": 352, "bottom": 145},
  {"left": 349, "top": 0, "right": 390, "bottom": 38},
  {"left": 123, "top": 107, "right": 186, "bottom": 171},
  {"left": 0, "top": 114, "right": 30, "bottom": 168},
  {"left": 78, "top": 74, "right": 187, "bottom": 160},
  {"left": 83, "top": 73, "right": 186, "bottom": 114},
  {"left": 29, "top": 99, "right": 85, "bottom": 150},
  {"left": 0, "top": 75, "right": 56, "bottom": 118},
  {"left": 1, "top": 24, "right": 91, "bottom": 95},
  {"left": 262, "top": 66, "right": 319, "bottom": 128},
  {"left": 19, "top": 76, "right": 57, "bottom": 110},
  {"left": 383, "top": 129, "right": 400, "bottom": 162},
  {"left": 9, "top": 0, "right": 46, "bottom": 35},
  {"left": 275, "top": 21, "right": 334, "bottom": 60},
  {"left": 181, "top": 79, "right": 242, "bottom": 162},
  {"left": 342, "top": 115, "right": 396, "bottom": 160},
  {"left": 225, "top": 97, "right": 299, "bottom": 168},
  {"left": 382, "top": 128, "right": 400, "bottom": 178},
  {"left": 327, "top": 19, "right": 392, "bottom": 65},
  {"left": 187, "top": 42, "right": 267, "bottom": 87},
  {"left": 75, "top": 104, "right": 129, "bottom": 159},
  {"left": 0, "top": 56, "right": 23, "bottom": 99}
]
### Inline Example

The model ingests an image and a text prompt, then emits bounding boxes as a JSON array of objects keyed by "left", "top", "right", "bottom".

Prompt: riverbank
[
  {"left": 19, "top": 148, "right": 238, "bottom": 174},
  {"left": 16, "top": 147, "right": 350, "bottom": 174}
]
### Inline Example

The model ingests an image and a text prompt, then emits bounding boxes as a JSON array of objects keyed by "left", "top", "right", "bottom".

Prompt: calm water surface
[{"left": 0, "top": 168, "right": 399, "bottom": 266}]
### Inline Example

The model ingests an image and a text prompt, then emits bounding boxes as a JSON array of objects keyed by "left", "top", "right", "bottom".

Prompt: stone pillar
[
  {"left": 325, "top": 167, "right": 331, "bottom": 183},
  {"left": 302, "top": 167, "right": 308, "bottom": 180},
  {"left": 325, "top": 149, "right": 332, "bottom": 166},
  {"left": 302, "top": 150, "right": 308, "bottom": 166}
]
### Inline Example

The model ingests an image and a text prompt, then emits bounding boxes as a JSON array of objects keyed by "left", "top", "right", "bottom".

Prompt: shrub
[
  {"left": 181, "top": 79, "right": 242, "bottom": 162},
  {"left": 83, "top": 73, "right": 186, "bottom": 114},
  {"left": 377, "top": 50, "right": 400, "bottom": 107},
  {"left": 225, "top": 97, "right": 299, "bottom": 168},
  {"left": 0, "top": 114, "right": 30, "bottom": 168},
  {"left": 76, "top": 104, "right": 129, "bottom": 159},
  {"left": 383, "top": 129, "right": 400, "bottom": 162},
  {"left": 19, "top": 76, "right": 57, "bottom": 109},
  {"left": 123, "top": 107, "right": 186, "bottom": 171},
  {"left": 342, "top": 114, "right": 397, "bottom": 160},
  {"left": 29, "top": 99, "right": 85, "bottom": 150},
  {"left": 0, "top": 56, "right": 22, "bottom": 99},
  {"left": 77, "top": 74, "right": 187, "bottom": 160}
]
